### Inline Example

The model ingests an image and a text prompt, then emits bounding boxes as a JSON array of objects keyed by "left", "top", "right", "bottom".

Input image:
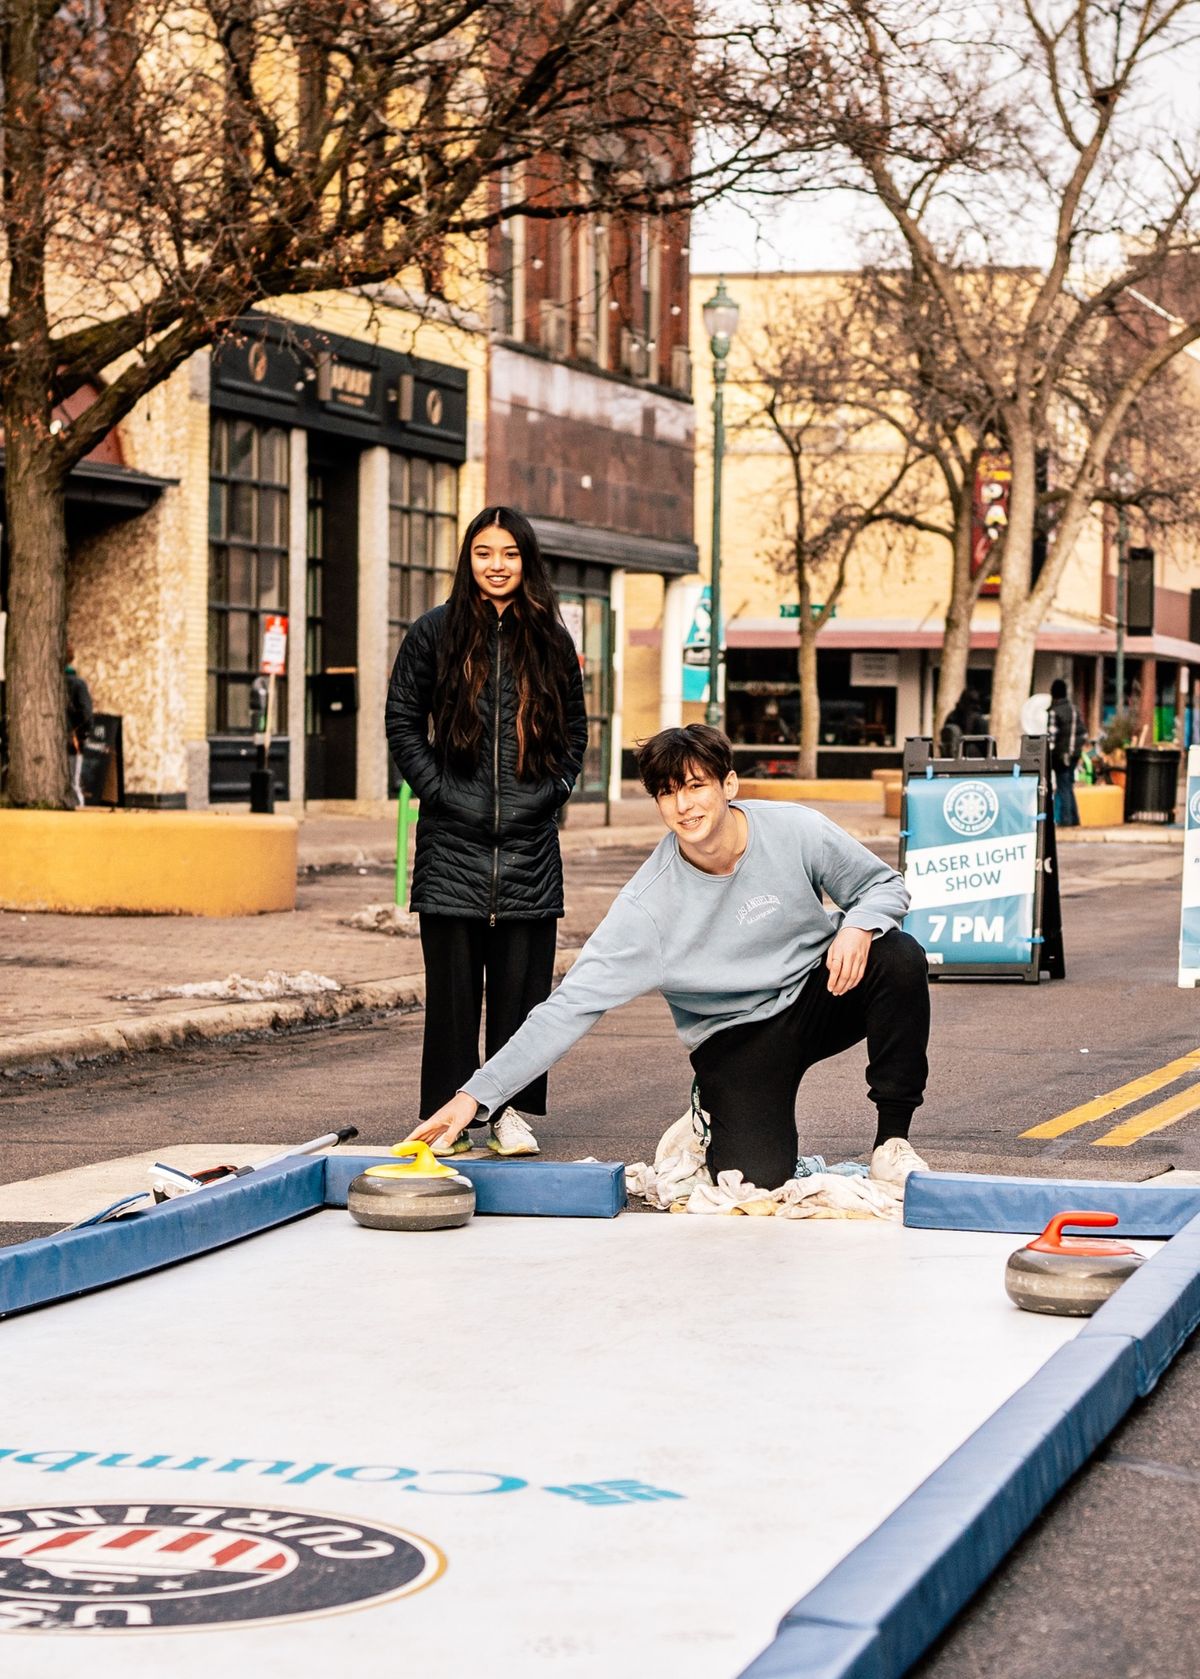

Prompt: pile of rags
[{"left": 625, "top": 1109, "right": 902, "bottom": 1220}]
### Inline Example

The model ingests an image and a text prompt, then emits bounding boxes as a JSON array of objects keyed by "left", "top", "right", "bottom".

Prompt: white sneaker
[
  {"left": 870, "top": 1138, "right": 928, "bottom": 1186},
  {"left": 488, "top": 1112, "right": 541, "bottom": 1157}
]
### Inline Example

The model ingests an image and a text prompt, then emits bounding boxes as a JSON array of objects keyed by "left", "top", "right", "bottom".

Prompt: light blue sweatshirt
[{"left": 461, "top": 800, "right": 910, "bottom": 1116}]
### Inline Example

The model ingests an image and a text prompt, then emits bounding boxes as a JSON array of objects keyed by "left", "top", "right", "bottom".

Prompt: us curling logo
[
  {"left": 942, "top": 781, "right": 999, "bottom": 838},
  {"left": 0, "top": 1504, "right": 444, "bottom": 1634}
]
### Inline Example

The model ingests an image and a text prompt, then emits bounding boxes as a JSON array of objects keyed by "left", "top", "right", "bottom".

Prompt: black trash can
[{"left": 1123, "top": 747, "right": 1181, "bottom": 823}]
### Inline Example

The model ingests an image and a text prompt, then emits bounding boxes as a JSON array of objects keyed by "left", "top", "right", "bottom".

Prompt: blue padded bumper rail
[
  {"left": 0, "top": 1156, "right": 326, "bottom": 1318},
  {"left": 903, "top": 1170, "right": 1200, "bottom": 1237},
  {"left": 323, "top": 1154, "right": 626, "bottom": 1218},
  {"left": 0, "top": 1154, "right": 627, "bottom": 1318},
  {"left": 739, "top": 1196, "right": 1200, "bottom": 1679}
]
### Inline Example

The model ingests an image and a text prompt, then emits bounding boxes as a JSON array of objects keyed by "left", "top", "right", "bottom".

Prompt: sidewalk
[{"left": 0, "top": 795, "right": 1183, "bottom": 1078}]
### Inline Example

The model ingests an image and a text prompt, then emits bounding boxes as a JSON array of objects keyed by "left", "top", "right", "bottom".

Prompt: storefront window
[
  {"left": 387, "top": 454, "right": 458, "bottom": 659},
  {"left": 726, "top": 649, "right": 898, "bottom": 758},
  {"left": 208, "top": 417, "right": 289, "bottom": 733},
  {"left": 553, "top": 560, "right": 611, "bottom": 799}
]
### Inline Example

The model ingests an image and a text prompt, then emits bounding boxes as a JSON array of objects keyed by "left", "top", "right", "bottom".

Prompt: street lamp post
[
  {"left": 1111, "top": 462, "right": 1135, "bottom": 716},
  {"left": 1116, "top": 498, "right": 1128, "bottom": 717},
  {"left": 701, "top": 278, "right": 740, "bottom": 729}
]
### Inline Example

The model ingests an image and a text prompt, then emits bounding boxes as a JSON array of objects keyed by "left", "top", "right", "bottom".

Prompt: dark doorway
[{"left": 305, "top": 443, "right": 360, "bottom": 800}]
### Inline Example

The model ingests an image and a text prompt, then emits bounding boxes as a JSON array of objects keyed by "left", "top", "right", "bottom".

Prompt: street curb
[{"left": 0, "top": 949, "right": 583, "bottom": 1079}]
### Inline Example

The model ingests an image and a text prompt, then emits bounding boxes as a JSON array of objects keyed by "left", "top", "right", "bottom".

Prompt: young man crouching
[{"left": 409, "top": 724, "right": 930, "bottom": 1189}]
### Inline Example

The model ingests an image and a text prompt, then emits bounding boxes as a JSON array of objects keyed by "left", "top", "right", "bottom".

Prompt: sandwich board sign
[
  {"left": 1179, "top": 745, "right": 1200, "bottom": 987},
  {"left": 900, "top": 736, "right": 1064, "bottom": 982}
]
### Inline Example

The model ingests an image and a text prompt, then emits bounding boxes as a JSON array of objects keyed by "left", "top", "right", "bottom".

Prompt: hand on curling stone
[
  {"left": 825, "top": 926, "right": 872, "bottom": 996},
  {"left": 404, "top": 1091, "right": 478, "bottom": 1149}
]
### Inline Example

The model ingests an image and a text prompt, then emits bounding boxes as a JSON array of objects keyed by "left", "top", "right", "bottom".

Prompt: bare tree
[
  {"left": 797, "top": 0, "right": 1200, "bottom": 750},
  {"left": 0, "top": 0, "right": 808, "bottom": 806},
  {"left": 748, "top": 290, "right": 928, "bottom": 776}
]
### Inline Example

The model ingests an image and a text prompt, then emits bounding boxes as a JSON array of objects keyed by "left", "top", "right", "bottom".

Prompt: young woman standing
[{"left": 385, "top": 507, "right": 588, "bottom": 1155}]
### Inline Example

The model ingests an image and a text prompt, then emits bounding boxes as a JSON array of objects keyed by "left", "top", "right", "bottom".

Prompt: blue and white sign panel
[
  {"left": 1178, "top": 746, "right": 1200, "bottom": 987},
  {"left": 904, "top": 775, "right": 1040, "bottom": 967}
]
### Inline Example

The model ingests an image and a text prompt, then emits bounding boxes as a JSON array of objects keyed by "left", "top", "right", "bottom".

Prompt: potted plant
[{"left": 1100, "top": 711, "right": 1136, "bottom": 787}]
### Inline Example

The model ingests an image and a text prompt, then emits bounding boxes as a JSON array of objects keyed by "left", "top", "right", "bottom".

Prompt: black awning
[
  {"left": 64, "top": 459, "right": 177, "bottom": 517},
  {"left": 0, "top": 451, "right": 176, "bottom": 521},
  {"left": 530, "top": 516, "right": 698, "bottom": 578}
]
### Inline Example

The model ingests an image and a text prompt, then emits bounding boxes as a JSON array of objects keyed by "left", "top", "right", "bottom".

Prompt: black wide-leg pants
[
  {"left": 418, "top": 915, "right": 558, "bottom": 1122},
  {"left": 689, "top": 928, "right": 930, "bottom": 1189}
]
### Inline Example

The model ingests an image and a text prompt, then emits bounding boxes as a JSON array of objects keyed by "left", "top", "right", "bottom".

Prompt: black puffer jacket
[{"left": 385, "top": 603, "right": 588, "bottom": 919}]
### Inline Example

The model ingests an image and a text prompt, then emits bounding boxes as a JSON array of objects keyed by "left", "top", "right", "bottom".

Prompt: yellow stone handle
[{"left": 364, "top": 1140, "right": 458, "bottom": 1180}]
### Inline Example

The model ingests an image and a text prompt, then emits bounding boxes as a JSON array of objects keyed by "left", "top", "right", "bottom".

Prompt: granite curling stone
[
  {"left": 1005, "top": 1210, "right": 1143, "bottom": 1317},
  {"left": 348, "top": 1140, "right": 475, "bottom": 1232}
]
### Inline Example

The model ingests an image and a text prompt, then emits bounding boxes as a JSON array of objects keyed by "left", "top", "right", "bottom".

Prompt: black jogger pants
[
  {"left": 689, "top": 928, "right": 930, "bottom": 1190},
  {"left": 418, "top": 915, "right": 558, "bottom": 1122}
]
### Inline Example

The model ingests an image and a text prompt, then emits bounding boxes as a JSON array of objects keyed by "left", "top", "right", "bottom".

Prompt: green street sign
[{"left": 779, "top": 603, "right": 836, "bottom": 619}]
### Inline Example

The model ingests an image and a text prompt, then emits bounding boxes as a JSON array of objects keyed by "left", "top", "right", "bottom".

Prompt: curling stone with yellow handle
[
  {"left": 1004, "top": 1210, "right": 1143, "bottom": 1317},
  {"left": 347, "top": 1141, "right": 476, "bottom": 1232}
]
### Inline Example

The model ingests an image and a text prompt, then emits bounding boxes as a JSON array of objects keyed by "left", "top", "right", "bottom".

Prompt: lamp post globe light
[{"left": 701, "top": 277, "right": 740, "bottom": 729}]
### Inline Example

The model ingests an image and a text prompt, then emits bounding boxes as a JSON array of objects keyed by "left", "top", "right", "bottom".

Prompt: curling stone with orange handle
[
  {"left": 1004, "top": 1210, "right": 1143, "bottom": 1317},
  {"left": 347, "top": 1140, "right": 476, "bottom": 1232}
]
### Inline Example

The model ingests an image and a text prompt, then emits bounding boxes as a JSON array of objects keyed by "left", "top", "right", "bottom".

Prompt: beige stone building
[
  {"left": 621, "top": 271, "right": 1200, "bottom": 776},
  {"left": 58, "top": 293, "right": 485, "bottom": 811}
]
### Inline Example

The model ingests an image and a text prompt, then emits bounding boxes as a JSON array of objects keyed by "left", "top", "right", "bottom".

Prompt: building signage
[
  {"left": 682, "top": 585, "right": 716, "bottom": 703},
  {"left": 850, "top": 652, "right": 898, "bottom": 687},
  {"left": 971, "top": 452, "right": 1010, "bottom": 599},
  {"left": 210, "top": 318, "right": 468, "bottom": 464},
  {"left": 903, "top": 775, "right": 1040, "bottom": 965},
  {"left": 260, "top": 615, "right": 288, "bottom": 676},
  {"left": 1179, "top": 746, "right": 1200, "bottom": 986},
  {"left": 317, "top": 354, "right": 375, "bottom": 412}
]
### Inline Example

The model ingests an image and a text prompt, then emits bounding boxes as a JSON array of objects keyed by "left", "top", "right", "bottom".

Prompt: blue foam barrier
[
  {"left": 739, "top": 1622, "right": 878, "bottom": 1679},
  {"left": 0, "top": 1157, "right": 326, "bottom": 1318},
  {"left": 1082, "top": 1206, "right": 1200, "bottom": 1392},
  {"left": 903, "top": 1170, "right": 1200, "bottom": 1236},
  {"left": 322, "top": 1154, "right": 626, "bottom": 1218},
  {"left": 740, "top": 1335, "right": 1139, "bottom": 1679}
]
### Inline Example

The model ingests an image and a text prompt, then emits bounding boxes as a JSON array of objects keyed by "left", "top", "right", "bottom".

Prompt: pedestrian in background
[
  {"left": 65, "top": 643, "right": 93, "bottom": 809},
  {"left": 939, "top": 687, "right": 987, "bottom": 757},
  {"left": 1047, "top": 676, "right": 1085, "bottom": 826},
  {"left": 385, "top": 506, "right": 587, "bottom": 1157}
]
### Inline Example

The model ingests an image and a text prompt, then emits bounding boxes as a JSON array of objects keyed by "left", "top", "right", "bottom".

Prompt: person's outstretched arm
[{"left": 405, "top": 893, "right": 662, "bottom": 1147}]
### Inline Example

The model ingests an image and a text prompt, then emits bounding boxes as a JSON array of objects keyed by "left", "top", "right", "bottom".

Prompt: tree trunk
[
  {"left": 4, "top": 441, "right": 71, "bottom": 807},
  {"left": 935, "top": 487, "right": 976, "bottom": 737},
  {"left": 990, "top": 432, "right": 1039, "bottom": 754},
  {"left": 797, "top": 613, "right": 819, "bottom": 779}
]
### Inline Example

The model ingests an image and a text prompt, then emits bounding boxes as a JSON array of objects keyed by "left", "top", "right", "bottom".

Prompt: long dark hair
[{"left": 433, "top": 506, "right": 574, "bottom": 780}]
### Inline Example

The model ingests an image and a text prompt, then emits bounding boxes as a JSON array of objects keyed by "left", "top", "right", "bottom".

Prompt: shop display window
[
  {"left": 207, "top": 416, "right": 289, "bottom": 733},
  {"left": 387, "top": 454, "right": 459, "bottom": 659}
]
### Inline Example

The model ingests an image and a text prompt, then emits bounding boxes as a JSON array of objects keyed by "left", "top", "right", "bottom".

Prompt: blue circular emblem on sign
[
  {"left": 1190, "top": 788, "right": 1200, "bottom": 826},
  {"left": 943, "top": 781, "right": 999, "bottom": 838}
]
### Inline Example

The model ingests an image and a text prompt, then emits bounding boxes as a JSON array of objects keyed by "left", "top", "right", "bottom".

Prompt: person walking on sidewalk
[
  {"left": 1047, "top": 677, "right": 1085, "bottom": 827},
  {"left": 385, "top": 507, "right": 587, "bottom": 1158},
  {"left": 65, "top": 644, "right": 94, "bottom": 809},
  {"left": 408, "top": 724, "right": 930, "bottom": 1191}
]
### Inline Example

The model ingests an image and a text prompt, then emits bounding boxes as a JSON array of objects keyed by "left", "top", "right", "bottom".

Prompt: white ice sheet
[{"left": 0, "top": 1213, "right": 1085, "bottom": 1676}]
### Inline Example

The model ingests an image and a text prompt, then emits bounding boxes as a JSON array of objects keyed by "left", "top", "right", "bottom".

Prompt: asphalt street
[{"left": 2, "top": 835, "right": 1199, "bottom": 1674}]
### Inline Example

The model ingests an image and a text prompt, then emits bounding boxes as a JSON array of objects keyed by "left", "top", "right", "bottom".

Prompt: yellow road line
[
  {"left": 1020, "top": 1047, "right": 1200, "bottom": 1140},
  {"left": 1093, "top": 1082, "right": 1200, "bottom": 1147}
]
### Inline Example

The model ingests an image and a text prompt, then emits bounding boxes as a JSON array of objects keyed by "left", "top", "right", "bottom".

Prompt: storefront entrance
[{"left": 305, "top": 446, "right": 360, "bottom": 801}]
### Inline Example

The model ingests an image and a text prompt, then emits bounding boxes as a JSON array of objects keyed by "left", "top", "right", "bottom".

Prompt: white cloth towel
[{"left": 625, "top": 1112, "right": 903, "bottom": 1220}]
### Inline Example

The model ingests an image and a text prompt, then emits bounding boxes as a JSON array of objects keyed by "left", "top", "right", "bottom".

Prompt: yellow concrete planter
[
  {"left": 1074, "top": 785, "right": 1126, "bottom": 828},
  {"left": 0, "top": 809, "right": 298, "bottom": 916},
  {"left": 737, "top": 778, "right": 884, "bottom": 804}
]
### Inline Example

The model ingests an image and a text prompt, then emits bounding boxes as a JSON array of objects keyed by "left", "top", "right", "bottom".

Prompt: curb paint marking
[{"left": 1020, "top": 1046, "right": 1200, "bottom": 1140}]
